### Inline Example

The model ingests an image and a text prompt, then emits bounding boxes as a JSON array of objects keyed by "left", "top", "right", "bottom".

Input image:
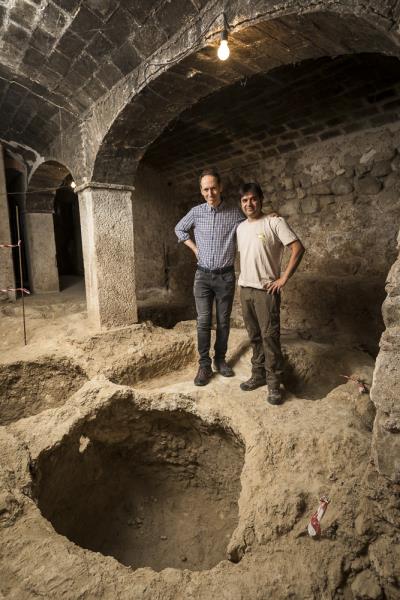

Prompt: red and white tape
[
  {"left": 341, "top": 374, "right": 368, "bottom": 394},
  {"left": 0, "top": 240, "right": 21, "bottom": 249},
  {"left": 0, "top": 288, "right": 30, "bottom": 294},
  {"left": 308, "top": 496, "right": 330, "bottom": 537}
]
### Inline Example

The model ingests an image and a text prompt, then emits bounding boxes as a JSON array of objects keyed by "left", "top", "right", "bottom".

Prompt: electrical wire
[{"left": 0, "top": 185, "right": 75, "bottom": 196}]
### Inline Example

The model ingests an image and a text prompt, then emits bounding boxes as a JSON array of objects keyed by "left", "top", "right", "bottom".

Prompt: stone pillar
[
  {"left": 25, "top": 212, "right": 59, "bottom": 293},
  {"left": 77, "top": 182, "right": 137, "bottom": 328},
  {"left": 371, "top": 241, "right": 400, "bottom": 483},
  {"left": 0, "top": 144, "right": 15, "bottom": 300}
]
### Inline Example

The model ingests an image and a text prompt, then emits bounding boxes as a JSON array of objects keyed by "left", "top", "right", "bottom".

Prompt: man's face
[
  {"left": 241, "top": 192, "right": 263, "bottom": 219},
  {"left": 200, "top": 175, "right": 222, "bottom": 208}
]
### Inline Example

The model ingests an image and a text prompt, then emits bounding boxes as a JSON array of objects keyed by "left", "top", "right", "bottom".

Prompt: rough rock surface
[
  {"left": 0, "top": 296, "right": 399, "bottom": 600},
  {"left": 351, "top": 570, "right": 382, "bottom": 599}
]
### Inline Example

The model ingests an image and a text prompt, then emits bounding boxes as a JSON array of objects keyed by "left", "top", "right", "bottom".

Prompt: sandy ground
[{"left": 0, "top": 288, "right": 399, "bottom": 600}]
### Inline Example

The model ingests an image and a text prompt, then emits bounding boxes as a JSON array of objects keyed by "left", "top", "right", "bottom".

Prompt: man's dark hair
[
  {"left": 239, "top": 182, "right": 264, "bottom": 199},
  {"left": 199, "top": 168, "right": 221, "bottom": 186}
]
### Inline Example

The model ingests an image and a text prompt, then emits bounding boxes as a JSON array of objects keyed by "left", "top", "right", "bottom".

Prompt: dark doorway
[
  {"left": 53, "top": 182, "right": 84, "bottom": 290},
  {"left": 5, "top": 165, "right": 29, "bottom": 292}
]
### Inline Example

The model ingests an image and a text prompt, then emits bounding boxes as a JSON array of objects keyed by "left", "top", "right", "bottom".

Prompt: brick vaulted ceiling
[
  {"left": 143, "top": 53, "right": 400, "bottom": 182},
  {"left": 92, "top": 11, "right": 400, "bottom": 183},
  {"left": 1, "top": 1, "right": 400, "bottom": 163},
  {"left": 0, "top": 0, "right": 207, "bottom": 150}
]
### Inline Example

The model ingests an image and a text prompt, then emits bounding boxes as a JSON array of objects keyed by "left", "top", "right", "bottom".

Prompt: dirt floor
[{"left": 0, "top": 288, "right": 399, "bottom": 600}]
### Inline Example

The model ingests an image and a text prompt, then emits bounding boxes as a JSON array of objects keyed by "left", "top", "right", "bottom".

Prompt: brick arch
[
  {"left": 91, "top": 5, "right": 400, "bottom": 184},
  {"left": 88, "top": 2, "right": 400, "bottom": 483},
  {"left": 25, "top": 159, "right": 83, "bottom": 294},
  {"left": 26, "top": 160, "right": 73, "bottom": 213}
]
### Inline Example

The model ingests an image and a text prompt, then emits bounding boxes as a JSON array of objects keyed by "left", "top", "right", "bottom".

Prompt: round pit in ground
[
  {"left": 0, "top": 358, "right": 87, "bottom": 425},
  {"left": 32, "top": 402, "right": 244, "bottom": 571}
]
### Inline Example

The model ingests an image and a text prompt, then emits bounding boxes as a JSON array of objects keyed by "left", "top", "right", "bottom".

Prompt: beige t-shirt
[{"left": 237, "top": 215, "right": 298, "bottom": 289}]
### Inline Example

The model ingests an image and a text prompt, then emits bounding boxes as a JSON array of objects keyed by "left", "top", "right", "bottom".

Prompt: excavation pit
[
  {"left": 0, "top": 358, "right": 87, "bottom": 425},
  {"left": 32, "top": 402, "right": 245, "bottom": 572},
  {"left": 106, "top": 336, "right": 196, "bottom": 387},
  {"left": 282, "top": 340, "right": 375, "bottom": 400}
]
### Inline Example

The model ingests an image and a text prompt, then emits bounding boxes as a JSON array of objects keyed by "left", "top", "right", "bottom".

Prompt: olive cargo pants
[{"left": 240, "top": 286, "right": 284, "bottom": 388}]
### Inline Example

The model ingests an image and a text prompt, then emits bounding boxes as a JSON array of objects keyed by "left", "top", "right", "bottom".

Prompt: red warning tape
[
  {"left": 0, "top": 240, "right": 21, "bottom": 248},
  {"left": 308, "top": 496, "right": 330, "bottom": 537},
  {"left": 341, "top": 374, "right": 368, "bottom": 394},
  {"left": 0, "top": 288, "right": 30, "bottom": 294}
]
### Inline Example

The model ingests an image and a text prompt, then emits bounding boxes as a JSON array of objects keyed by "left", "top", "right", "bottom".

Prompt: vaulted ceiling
[
  {"left": 0, "top": 0, "right": 206, "bottom": 149},
  {"left": 144, "top": 53, "right": 400, "bottom": 182},
  {"left": 1, "top": 0, "right": 400, "bottom": 166}
]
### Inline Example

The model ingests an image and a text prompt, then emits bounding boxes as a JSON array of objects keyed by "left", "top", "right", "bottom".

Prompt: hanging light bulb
[
  {"left": 70, "top": 180, "right": 76, "bottom": 189},
  {"left": 218, "top": 35, "right": 230, "bottom": 61},
  {"left": 217, "top": 16, "right": 230, "bottom": 61}
]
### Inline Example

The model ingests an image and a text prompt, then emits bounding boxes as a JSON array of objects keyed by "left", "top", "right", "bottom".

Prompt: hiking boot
[
  {"left": 240, "top": 376, "right": 266, "bottom": 391},
  {"left": 267, "top": 386, "right": 283, "bottom": 405},
  {"left": 194, "top": 366, "right": 213, "bottom": 386},
  {"left": 214, "top": 359, "right": 234, "bottom": 377}
]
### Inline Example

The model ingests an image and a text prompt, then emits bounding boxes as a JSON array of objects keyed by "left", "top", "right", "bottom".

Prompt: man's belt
[{"left": 197, "top": 265, "right": 234, "bottom": 274}]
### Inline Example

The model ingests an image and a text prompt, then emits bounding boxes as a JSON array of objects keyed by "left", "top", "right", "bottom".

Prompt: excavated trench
[
  {"left": 0, "top": 358, "right": 87, "bottom": 425},
  {"left": 32, "top": 402, "right": 245, "bottom": 571}
]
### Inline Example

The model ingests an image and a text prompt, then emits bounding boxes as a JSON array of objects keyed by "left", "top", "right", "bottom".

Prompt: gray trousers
[
  {"left": 240, "top": 286, "right": 284, "bottom": 388},
  {"left": 193, "top": 269, "right": 236, "bottom": 367}
]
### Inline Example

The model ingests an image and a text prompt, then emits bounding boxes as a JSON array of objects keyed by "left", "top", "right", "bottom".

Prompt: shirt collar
[{"left": 206, "top": 198, "right": 224, "bottom": 212}]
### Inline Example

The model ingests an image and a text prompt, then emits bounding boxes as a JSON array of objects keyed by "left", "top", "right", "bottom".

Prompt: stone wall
[
  {"left": 371, "top": 243, "right": 400, "bottom": 482},
  {"left": 133, "top": 163, "right": 195, "bottom": 306},
  {"left": 164, "top": 124, "right": 400, "bottom": 356},
  {"left": 157, "top": 123, "right": 400, "bottom": 481},
  {"left": 229, "top": 125, "right": 400, "bottom": 352}
]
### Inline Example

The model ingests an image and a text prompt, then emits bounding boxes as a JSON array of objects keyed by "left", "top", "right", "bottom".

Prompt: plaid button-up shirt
[{"left": 175, "top": 201, "right": 245, "bottom": 270}]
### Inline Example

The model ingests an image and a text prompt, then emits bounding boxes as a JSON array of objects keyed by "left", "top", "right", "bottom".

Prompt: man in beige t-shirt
[{"left": 237, "top": 182, "right": 305, "bottom": 405}]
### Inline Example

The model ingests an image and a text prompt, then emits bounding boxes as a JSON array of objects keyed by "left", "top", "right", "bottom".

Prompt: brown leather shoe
[
  {"left": 194, "top": 366, "right": 213, "bottom": 386},
  {"left": 213, "top": 359, "right": 234, "bottom": 377},
  {"left": 240, "top": 376, "right": 266, "bottom": 391}
]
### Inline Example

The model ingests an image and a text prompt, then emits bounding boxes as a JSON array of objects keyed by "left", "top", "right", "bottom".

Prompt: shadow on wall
[{"left": 281, "top": 274, "right": 386, "bottom": 356}]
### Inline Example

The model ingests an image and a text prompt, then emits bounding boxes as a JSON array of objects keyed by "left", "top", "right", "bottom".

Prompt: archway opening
[
  {"left": 89, "top": 12, "right": 400, "bottom": 479},
  {"left": 53, "top": 175, "right": 84, "bottom": 291},
  {"left": 139, "top": 52, "right": 400, "bottom": 357},
  {"left": 91, "top": 10, "right": 400, "bottom": 338},
  {"left": 27, "top": 161, "right": 84, "bottom": 295}
]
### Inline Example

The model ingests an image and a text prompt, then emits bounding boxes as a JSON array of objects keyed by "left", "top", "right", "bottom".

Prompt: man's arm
[
  {"left": 175, "top": 209, "right": 198, "bottom": 258},
  {"left": 183, "top": 238, "right": 198, "bottom": 257},
  {"left": 266, "top": 240, "right": 305, "bottom": 294}
]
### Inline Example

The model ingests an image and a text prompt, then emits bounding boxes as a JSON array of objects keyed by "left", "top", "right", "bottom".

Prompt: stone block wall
[
  {"left": 223, "top": 125, "right": 400, "bottom": 352},
  {"left": 166, "top": 124, "right": 400, "bottom": 354},
  {"left": 133, "top": 162, "right": 195, "bottom": 307},
  {"left": 154, "top": 123, "right": 400, "bottom": 481},
  {"left": 371, "top": 246, "right": 400, "bottom": 481}
]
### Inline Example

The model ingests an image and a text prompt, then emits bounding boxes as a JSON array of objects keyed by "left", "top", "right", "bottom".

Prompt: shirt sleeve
[
  {"left": 175, "top": 208, "right": 195, "bottom": 242},
  {"left": 269, "top": 217, "right": 298, "bottom": 246}
]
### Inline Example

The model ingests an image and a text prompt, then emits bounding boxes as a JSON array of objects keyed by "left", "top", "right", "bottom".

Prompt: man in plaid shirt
[{"left": 175, "top": 168, "right": 245, "bottom": 386}]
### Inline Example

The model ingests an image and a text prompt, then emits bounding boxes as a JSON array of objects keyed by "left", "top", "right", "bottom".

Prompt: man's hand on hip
[
  {"left": 265, "top": 276, "right": 287, "bottom": 294},
  {"left": 265, "top": 241, "right": 305, "bottom": 294},
  {"left": 184, "top": 239, "right": 198, "bottom": 258}
]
